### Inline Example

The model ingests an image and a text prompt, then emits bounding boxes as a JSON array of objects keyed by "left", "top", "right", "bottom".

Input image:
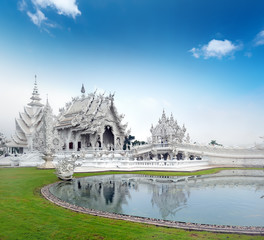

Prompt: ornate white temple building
[
  {"left": 150, "top": 110, "right": 190, "bottom": 144},
  {"left": 7, "top": 82, "right": 128, "bottom": 154},
  {"left": 55, "top": 85, "right": 128, "bottom": 151}
]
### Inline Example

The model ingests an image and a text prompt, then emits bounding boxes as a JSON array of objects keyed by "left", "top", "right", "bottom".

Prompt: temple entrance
[
  {"left": 103, "top": 125, "right": 114, "bottom": 150},
  {"left": 81, "top": 134, "right": 90, "bottom": 148},
  {"left": 96, "top": 141, "right": 101, "bottom": 148},
  {"left": 78, "top": 142, "right": 81, "bottom": 151},
  {"left": 69, "top": 142, "right": 73, "bottom": 150},
  {"left": 176, "top": 152, "right": 183, "bottom": 160}
]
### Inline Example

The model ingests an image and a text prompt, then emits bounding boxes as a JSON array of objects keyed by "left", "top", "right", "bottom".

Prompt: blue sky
[{"left": 1, "top": 0, "right": 264, "bottom": 146}]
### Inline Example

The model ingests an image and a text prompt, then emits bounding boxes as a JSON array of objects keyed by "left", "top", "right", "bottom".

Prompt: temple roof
[
  {"left": 9, "top": 78, "right": 44, "bottom": 148},
  {"left": 24, "top": 106, "right": 43, "bottom": 118},
  {"left": 151, "top": 110, "right": 188, "bottom": 143},
  {"left": 11, "top": 134, "right": 27, "bottom": 146},
  {"left": 27, "top": 77, "right": 44, "bottom": 107},
  {"left": 15, "top": 131, "right": 27, "bottom": 142},
  {"left": 56, "top": 90, "right": 127, "bottom": 135},
  {"left": 6, "top": 139, "right": 28, "bottom": 148}
]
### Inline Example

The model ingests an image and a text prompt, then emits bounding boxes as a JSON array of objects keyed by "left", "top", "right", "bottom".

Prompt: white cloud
[
  {"left": 189, "top": 47, "right": 200, "bottom": 58},
  {"left": 244, "top": 52, "right": 252, "bottom": 58},
  {"left": 18, "top": 0, "right": 27, "bottom": 11},
  {"left": 33, "top": 0, "right": 81, "bottom": 18},
  {"left": 18, "top": 0, "right": 81, "bottom": 29},
  {"left": 190, "top": 39, "right": 241, "bottom": 59},
  {"left": 254, "top": 30, "right": 264, "bottom": 46},
  {"left": 27, "top": 9, "right": 47, "bottom": 26}
]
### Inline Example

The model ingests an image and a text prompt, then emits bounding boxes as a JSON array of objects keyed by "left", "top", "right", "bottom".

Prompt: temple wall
[{"left": 204, "top": 156, "right": 264, "bottom": 167}]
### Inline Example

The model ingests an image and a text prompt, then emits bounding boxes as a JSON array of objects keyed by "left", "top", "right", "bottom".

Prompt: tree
[
  {"left": 132, "top": 140, "right": 147, "bottom": 146},
  {"left": 123, "top": 135, "right": 135, "bottom": 150},
  {"left": 209, "top": 140, "right": 222, "bottom": 146}
]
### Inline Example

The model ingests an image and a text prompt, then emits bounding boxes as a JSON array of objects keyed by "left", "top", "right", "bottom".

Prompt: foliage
[
  {"left": 209, "top": 140, "right": 223, "bottom": 146},
  {"left": 132, "top": 140, "right": 147, "bottom": 146},
  {"left": 123, "top": 135, "right": 135, "bottom": 150},
  {"left": 0, "top": 167, "right": 263, "bottom": 240}
]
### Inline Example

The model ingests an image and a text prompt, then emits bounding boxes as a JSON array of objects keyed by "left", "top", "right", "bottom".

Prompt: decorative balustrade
[{"left": 132, "top": 143, "right": 264, "bottom": 158}]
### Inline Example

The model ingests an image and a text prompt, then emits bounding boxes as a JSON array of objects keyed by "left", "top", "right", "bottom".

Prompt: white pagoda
[{"left": 7, "top": 78, "right": 44, "bottom": 153}]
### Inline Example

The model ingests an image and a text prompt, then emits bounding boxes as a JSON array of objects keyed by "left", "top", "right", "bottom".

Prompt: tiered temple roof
[
  {"left": 56, "top": 88, "right": 127, "bottom": 136},
  {"left": 7, "top": 78, "right": 44, "bottom": 149}
]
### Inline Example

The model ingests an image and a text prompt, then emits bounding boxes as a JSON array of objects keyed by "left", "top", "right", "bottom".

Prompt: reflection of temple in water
[
  {"left": 50, "top": 171, "right": 264, "bottom": 222},
  {"left": 51, "top": 175, "right": 140, "bottom": 213},
  {"left": 150, "top": 184, "right": 189, "bottom": 219}
]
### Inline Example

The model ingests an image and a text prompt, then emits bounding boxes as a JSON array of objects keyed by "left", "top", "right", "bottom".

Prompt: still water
[{"left": 49, "top": 170, "right": 264, "bottom": 226}]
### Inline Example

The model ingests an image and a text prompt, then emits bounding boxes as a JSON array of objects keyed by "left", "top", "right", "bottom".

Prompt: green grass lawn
[{"left": 0, "top": 167, "right": 263, "bottom": 240}]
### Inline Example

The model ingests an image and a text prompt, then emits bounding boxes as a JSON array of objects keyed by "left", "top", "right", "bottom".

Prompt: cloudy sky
[{"left": 1, "top": 0, "right": 264, "bottom": 146}]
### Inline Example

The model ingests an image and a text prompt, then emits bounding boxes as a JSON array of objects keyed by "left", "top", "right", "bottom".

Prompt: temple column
[
  {"left": 100, "top": 133, "right": 104, "bottom": 149},
  {"left": 66, "top": 130, "right": 72, "bottom": 151}
]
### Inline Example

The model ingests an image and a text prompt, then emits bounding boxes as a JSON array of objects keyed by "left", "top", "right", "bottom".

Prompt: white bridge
[{"left": 132, "top": 143, "right": 264, "bottom": 167}]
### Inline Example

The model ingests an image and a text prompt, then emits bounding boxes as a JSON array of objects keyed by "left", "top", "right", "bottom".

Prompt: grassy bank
[{"left": 0, "top": 167, "right": 263, "bottom": 240}]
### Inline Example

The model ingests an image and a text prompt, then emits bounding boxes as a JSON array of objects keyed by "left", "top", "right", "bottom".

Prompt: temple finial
[
  {"left": 81, "top": 84, "right": 85, "bottom": 94},
  {"left": 33, "top": 75, "right": 38, "bottom": 94},
  {"left": 162, "top": 109, "right": 166, "bottom": 119}
]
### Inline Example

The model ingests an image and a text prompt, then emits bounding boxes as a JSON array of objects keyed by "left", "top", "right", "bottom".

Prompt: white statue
[{"left": 55, "top": 154, "right": 78, "bottom": 181}]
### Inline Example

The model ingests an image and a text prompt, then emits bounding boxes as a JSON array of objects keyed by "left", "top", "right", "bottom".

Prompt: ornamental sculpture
[
  {"left": 55, "top": 154, "right": 78, "bottom": 180},
  {"left": 33, "top": 99, "right": 64, "bottom": 168}
]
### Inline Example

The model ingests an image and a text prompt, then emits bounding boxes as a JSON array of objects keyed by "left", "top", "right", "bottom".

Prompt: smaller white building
[{"left": 150, "top": 110, "right": 190, "bottom": 144}]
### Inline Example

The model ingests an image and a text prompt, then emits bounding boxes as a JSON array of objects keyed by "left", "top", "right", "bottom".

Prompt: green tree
[
  {"left": 209, "top": 140, "right": 222, "bottom": 146},
  {"left": 132, "top": 140, "right": 147, "bottom": 146},
  {"left": 123, "top": 135, "right": 135, "bottom": 150}
]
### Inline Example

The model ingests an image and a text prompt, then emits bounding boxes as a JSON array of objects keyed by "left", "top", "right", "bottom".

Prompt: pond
[{"left": 49, "top": 170, "right": 264, "bottom": 227}]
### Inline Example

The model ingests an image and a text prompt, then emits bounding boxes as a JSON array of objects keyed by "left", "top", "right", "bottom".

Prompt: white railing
[
  {"left": 75, "top": 158, "right": 208, "bottom": 170},
  {"left": 132, "top": 143, "right": 264, "bottom": 158}
]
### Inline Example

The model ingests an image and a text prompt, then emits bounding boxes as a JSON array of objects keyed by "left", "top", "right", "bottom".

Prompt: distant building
[{"left": 150, "top": 110, "right": 190, "bottom": 144}]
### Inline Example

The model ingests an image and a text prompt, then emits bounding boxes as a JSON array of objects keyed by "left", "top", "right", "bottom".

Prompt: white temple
[
  {"left": 6, "top": 78, "right": 44, "bottom": 153},
  {"left": 150, "top": 110, "right": 190, "bottom": 144},
  {"left": 2, "top": 79, "right": 264, "bottom": 170},
  {"left": 6, "top": 81, "right": 128, "bottom": 155},
  {"left": 55, "top": 85, "right": 128, "bottom": 151}
]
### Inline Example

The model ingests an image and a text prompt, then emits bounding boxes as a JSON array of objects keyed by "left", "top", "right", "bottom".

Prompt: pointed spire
[
  {"left": 28, "top": 75, "right": 44, "bottom": 107},
  {"left": 46, "top": 94, "right": 50, "bottom": 105},
  {"left": 161, "top": 109, "right": 166, "bottom": 121},
  {"left": 33, "top": 75, "right": 38, "bottom": 94},
  {"left": 81, "top": 84, "right": 85, "bottom": 94},
  {"left": 170, "top": 113, "right": 174, "bottom": 124},
  {"left": 44, "top": 94, "right": 52, "bottom": 113}
]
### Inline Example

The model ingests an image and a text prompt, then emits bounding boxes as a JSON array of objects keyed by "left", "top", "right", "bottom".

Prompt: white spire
[{"left": 28, "top": 75, "right": 44, "bottom": 107}]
